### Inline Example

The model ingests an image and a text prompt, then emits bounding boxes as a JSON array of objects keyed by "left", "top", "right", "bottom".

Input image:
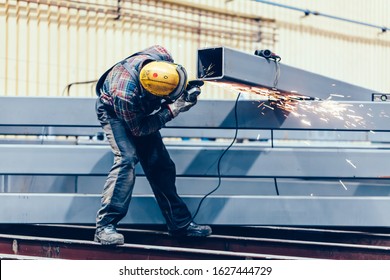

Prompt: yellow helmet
[{"left": 139, "top": 61, "right": 187, "bottom": 102}]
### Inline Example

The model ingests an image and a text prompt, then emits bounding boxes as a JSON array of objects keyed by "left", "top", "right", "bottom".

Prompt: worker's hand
[{"left": 167, "top": 93, "right": 197, "bottom": 118}]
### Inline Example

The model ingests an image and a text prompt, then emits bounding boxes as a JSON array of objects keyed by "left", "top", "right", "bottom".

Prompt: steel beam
[
  {"left": 173, "top": 100, "right": 390, "bottom": 131},
  {"left": 1, "top": 194, "right": 390, "bottom": 226},
  {"left": 197, "top": 46, "right": 375, "bottom": 101},
  {"left": 1, "top": 97, "right": 389, "bottom": 131},
  {"left": 2, "top": 175, "right": 276, "bottom": 195},
  {"left": 3, "top": 175, "right": 390, "bottom": 197},
  {"left": 1, "top": 145, "right": 390, "bottom": 178},
  {"left": 0, "top": 233, "right": 298, "bottom": 260},
  {"left": 77, "top": 177, "right": 277, "bottom": 196},
  {"left": 2, "top": 225, "right": 390, "bottom": 260},
  {"left": 0, "top": 96, "right": 98, "bottom": 127}
]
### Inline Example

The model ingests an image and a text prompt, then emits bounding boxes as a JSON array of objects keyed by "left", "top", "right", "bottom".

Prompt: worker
[{"left": 94, "top": 45, "right": 212, "bottom": 245}]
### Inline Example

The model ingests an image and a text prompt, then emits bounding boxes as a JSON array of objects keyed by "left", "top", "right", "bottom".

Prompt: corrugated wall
[
  {"left": 0, "top": 0, "right": 276, "bottom": 98},
  {"left": 184, "top": 0, "right": 390, "bottom": 93},
  {"left": 1, "top": 0, "right": 389, "bottom": 98}
]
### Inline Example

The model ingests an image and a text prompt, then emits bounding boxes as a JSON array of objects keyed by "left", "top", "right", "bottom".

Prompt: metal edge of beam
[
  {"left": 197, "top": 46, "right": 376, "bottom": 101},
  {"left": 1, "top": 194, "right": 390, "bottom": 227},
  {"left": 0, "top": 126, "right": 101, "bottom": 137},
  {"left": 0, "top": 127, "right": 271, "bottom": 140},
  {"left": 0, "top": 253, "right": 53, "bottom": 260}
]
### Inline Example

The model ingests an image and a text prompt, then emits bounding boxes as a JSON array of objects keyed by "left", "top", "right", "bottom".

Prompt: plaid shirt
[{"left": 99, "top": 45, "right": 174, "bottom": 136}]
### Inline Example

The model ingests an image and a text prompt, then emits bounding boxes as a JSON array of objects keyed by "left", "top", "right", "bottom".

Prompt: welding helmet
[{"left": 139, "top": 61, "right": 188, "bottom": 102}]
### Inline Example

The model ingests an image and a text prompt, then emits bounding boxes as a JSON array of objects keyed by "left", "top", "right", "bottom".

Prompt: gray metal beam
[
  {"left": 1, "top": 97, "right": 389, "bottom": 131},
  {"left": 170, "top": 100, "right": 390, "bottom": 131},
  {"left": 1, "top": 145, "right": 390, "bottom": 178},
  {"left": 0, "top": 145, "right": 112, "bottom": 175},
  {"left": 1, "top": 194, "right": 390, "bottom": 226},
  {"left": 0, "top": 96, "right": 98, "bottom": 127},
  {"left": 2, "top": 175, "right": 276, "bottom": 196},
  {"left": 276, "top": 178, "right": 390, "bottom": 196},
  {"left": 162, "top": 129, "right": 271, "bottom": 140},
  {"left": 3, "top": 175, "right": 389, "bottom": 197},
  {"left": 78, "top": 177, "right": 277, "bottom": 196},
  {"left": 197, "top": 46, "right": 376, "bottom": 101},
  {"left": 3, "top": 126, "right": 390, "bottom": 144},
  {"left": 0, "top": 127, "right": 101, "bottom": 137}
]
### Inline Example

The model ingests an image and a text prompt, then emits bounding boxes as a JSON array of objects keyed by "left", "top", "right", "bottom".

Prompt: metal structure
[
  {"left": 0, "top": 91, "right": 390, "bottom": 226},
  {"left": 197, "top": 46, "right": 375, "bottom": 101},
  {"left": 0, "top": 47, "right": 389, "bottom": 227},
  {"left": 2, "top": 224, "right": 390, "bottom": 260}
]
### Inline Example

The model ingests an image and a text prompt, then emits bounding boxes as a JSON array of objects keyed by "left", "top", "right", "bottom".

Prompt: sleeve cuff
[{"left": 159, "top": 107, "right": 174, "bottom": 124}]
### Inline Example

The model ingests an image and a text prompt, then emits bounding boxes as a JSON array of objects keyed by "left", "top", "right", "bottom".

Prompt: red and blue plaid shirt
[{"left": 99, "top": 45, "right": 174, "bottom": 136}]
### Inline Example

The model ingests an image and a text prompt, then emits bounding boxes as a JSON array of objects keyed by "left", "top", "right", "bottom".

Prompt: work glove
[{"left": 167, "top": 93, "right": 197, "bottom": 118}]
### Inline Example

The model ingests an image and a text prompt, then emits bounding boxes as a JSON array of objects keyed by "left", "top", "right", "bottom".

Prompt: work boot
[
  {"left": 94, "top": 224, "right": 124, "bottom": 245},
  {"left": 169, "top": 222, "right": 212, "bottom": 237}
]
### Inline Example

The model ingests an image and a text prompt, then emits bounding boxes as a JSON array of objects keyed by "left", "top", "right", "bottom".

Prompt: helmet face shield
[
  {"left": 166, "top": 64, "right": 187, "bottom": 102},
  {"left": 139, "top": 61, "right": 188, "bottom": 102}
]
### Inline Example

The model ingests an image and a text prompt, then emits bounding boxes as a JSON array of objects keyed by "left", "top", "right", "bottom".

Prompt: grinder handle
[{"left": 185, "top": 80, "right": 204, "bottom": 102}]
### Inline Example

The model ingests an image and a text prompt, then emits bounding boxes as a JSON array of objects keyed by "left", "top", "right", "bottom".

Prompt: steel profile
[
  {"left": 2, "top": 194, "right": 390, "bottom": 226},
  {"left": 197, "top": 46, "right": 374, "bottom": 101}
]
